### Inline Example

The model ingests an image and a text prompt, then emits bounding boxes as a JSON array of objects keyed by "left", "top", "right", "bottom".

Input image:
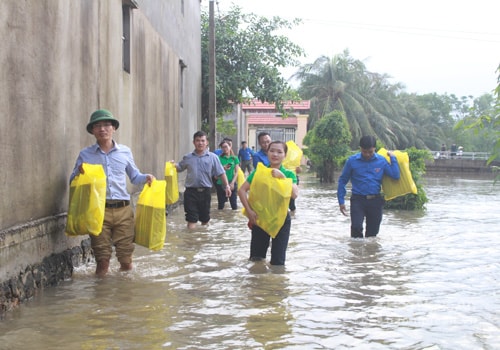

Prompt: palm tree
[{"left": 294, "top": 50, "right": 418, "bottom": 149}]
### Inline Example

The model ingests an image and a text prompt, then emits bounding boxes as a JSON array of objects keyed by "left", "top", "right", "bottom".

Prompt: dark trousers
[
  {"left": 184, "top": 187, "right": 212, "bottom": 223},
  {"left": 350, "top": 195, "right": 384, "bottom": 238},
  {"left": 250, "top": 214, "right": 291, "bottom": 265},
  {"left": 289, "top": 175, "right": 299, "bottom": 211},
  {"left": 215, "top": 182, "right": 238, "bottom": 210}
]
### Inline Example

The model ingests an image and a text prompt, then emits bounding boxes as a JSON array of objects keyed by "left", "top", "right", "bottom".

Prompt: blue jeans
[
  {"left": 250, "top": 214, "right": 291, "bottom": 265},
  {"left": 349, "top": 195, "right": 384, "bottom": 238}
]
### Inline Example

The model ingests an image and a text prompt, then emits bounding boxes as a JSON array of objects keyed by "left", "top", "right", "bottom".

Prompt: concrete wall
[
  {"left": 137, "top": 0, "right": 202, "bottom": 157},
  {"left": 425, "top": 159, "right": 495, "bottom": 173},
  {"left": 0, "top": 0, "right": 201, "bottom": 312}
]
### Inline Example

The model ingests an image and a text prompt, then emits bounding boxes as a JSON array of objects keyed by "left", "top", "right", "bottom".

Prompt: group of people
[
  {"left": 438, "top": 143, "right": 464, "bottom": 159},
  {"left": 71, "top": 109, "right": 400, "bottom": 277}
]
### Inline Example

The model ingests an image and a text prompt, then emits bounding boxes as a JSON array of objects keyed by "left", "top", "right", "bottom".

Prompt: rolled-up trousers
[{"left": 90, "top": 205, "right": 135, "bottom": 264}]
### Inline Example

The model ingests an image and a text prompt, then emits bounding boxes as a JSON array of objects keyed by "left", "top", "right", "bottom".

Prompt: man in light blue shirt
[
  {"left": 70, "top": 109, "right": 155, "bottom": 276},
  {"left": 337, "top": 135, "right": 400, "bottom": 238},
  {"left": 175, "top": 131, "right": 231, "bottom": 229}
]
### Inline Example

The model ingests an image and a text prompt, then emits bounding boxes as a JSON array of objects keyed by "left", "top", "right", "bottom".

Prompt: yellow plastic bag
[
  {"left": 242, "top": 163, "right": 292, "bottom": 238},
  {"left": 378, "top": 148, "right": 417, "bottom": 201},
  {"left": 164, "top": 162, "right": 179, "bottom": 205},
  {"left": 282, "top": 140, "right": 303, "bottom": 171},
  {"left": 237, "top": 168, "right": 246, "bottom": 189},
  {"left": 65, "top": 163, "right": 106, "bottom": 236},
  {"left": 134, "top": 180, "right": 167, "bottom": 251}
]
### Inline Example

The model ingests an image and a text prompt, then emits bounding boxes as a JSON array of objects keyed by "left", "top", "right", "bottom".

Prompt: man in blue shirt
[
  {"left": 252, "top": 132, "right": 271, "bottom": 168},
  {"left": 238, "top": 141, "right": 254, "bottom": 175},
  {"left": 337, "top": 135, "right": 400, "bottom": 238},
  {"left": 70, "top": 109, "right": 155, "bottom": 276},
  {"left": 174, "top": 131, "right": 231, "bottom": 229}
]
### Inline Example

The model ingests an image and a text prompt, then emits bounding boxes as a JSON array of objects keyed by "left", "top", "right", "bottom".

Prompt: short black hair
[
  {"left": 359, "top": 135, "right": 376, "bottom": 149},
  {"left": 193, "top": 130, "right": 207, "bottom": 140},
  {"left": 257, "top": 132, "right": 270, "bottom": 142}
]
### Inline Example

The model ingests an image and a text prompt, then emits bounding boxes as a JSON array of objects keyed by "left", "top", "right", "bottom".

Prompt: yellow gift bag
[
  {"left": 65, "top": 163, "right": 106, "bottom": 236},
  {"left": 237, "top": 168, "right": 246, "bottom": 189},
  {"left": 135, "top": 180, "right": 167, "bottom": 251},
  {"left": 283, "top": 140, "right": 303, "bottom": 171},
  {"left": 164, "top": 162, "right": 179, "bottom": 205},
  {"left": 378, "top": 148, "right": 417, "bottom": 201},
  {"left": 242, "top": 163, "right": 292, "bottom": 238}
]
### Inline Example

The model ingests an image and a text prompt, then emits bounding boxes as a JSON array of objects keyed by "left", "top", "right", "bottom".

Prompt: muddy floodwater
[{"left": 1, "top": 173, "right": 499, "bottom": 349}]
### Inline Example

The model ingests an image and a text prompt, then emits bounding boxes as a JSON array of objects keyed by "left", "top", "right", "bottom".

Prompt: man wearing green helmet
[{"left": 70, "top": 109, "right": 155, "bottom": 276}]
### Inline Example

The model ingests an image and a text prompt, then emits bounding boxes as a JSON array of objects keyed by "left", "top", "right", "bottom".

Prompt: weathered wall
[
  {"left": 0, "top": 0, "right": 201, "bottom": 313},
  {"left": 138, "top": 0, "right": 202, "bottom": 157}
]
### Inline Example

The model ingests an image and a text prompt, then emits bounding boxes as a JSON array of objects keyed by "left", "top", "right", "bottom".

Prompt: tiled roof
[
  {"left": 242, "top": 100, "right": 310, "bottom": 111},
  {"left": 247, "top": 115, "right": 298, "bottom": 126}
]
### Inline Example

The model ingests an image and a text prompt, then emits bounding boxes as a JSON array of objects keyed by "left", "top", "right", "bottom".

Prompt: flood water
[{"left": 1, "top": 173, "right": 499, "bottom": 349}]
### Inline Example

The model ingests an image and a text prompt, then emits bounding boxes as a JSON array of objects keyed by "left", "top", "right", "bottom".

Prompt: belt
[
  {"left": 187, "top": 187, "right": 210, "bottom": 193},
  {"left": 351, "top": 194, "right": 383, "bottom": 200},
  {"left": 105, "top": 200, "right": 130, "bottom": 208}
]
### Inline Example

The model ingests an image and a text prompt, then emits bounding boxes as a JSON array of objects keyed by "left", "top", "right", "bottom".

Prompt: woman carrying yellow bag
[{"left": 238, "top": 141, "right": 299, "bottom": 266}]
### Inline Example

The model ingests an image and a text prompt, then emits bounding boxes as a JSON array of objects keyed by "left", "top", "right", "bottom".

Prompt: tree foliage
[
  {"left": 302, "top": 110, "right": 351, "bottom": 183},
  {"left": 294, "top": 50, "right": 412, "bottom": 149},
  {"left": 456, "top": 64, "right": 500, "bottom": 180},
  {"left": 294, "top": 50, "right": 497, "bottom": 153},
  {"left": 201, "top": 5, "right": 304, "bottom": 128}
]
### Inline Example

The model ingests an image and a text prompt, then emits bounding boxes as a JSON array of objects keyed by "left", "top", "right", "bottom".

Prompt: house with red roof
[{"left": 242, "top": 100, "right": 309, "bottom": 153}]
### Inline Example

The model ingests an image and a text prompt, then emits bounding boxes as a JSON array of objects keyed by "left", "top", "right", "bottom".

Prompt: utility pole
[{"left": 208, "top": 0, "right": 216, "bottom": 148}]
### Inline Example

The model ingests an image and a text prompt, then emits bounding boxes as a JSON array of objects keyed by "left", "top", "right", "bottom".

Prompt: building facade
[
  {"left": 242, "top": 100, "right": 309, "bottom": 153},
  {"left": 0, "top": 0, "right": 201, "bottom": 313}
]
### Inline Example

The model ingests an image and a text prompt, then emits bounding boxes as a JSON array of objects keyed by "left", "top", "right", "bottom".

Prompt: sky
[{"left": 208, "top": 0, "right": 500, "bottom": 98}]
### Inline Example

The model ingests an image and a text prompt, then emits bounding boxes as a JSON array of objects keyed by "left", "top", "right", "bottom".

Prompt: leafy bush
[
  {"left": 303, "top": 111, "right": 351, "bottom": 182},
  {"left": 384, "top": 147, "right": 433, "bottom": 210}
]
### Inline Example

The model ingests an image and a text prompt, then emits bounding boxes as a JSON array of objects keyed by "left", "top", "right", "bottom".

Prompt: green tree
[
  {"left": 302, "top": 110, "right": 351, "bottom": 183},
  {"left": 406, "top": 92, "right": 456, "bottom": 149},
  {"left": 454, "top": 93, "right": 497, "bottom": 152},
  {"left": 456, "top": 65, "right": 500, "bottom": 177},
  {"left": 201, "top": 5, "right": 304, "bottom": 129},
  {"left": 294, "top": 50, "right": 419, "bottom": 149}
]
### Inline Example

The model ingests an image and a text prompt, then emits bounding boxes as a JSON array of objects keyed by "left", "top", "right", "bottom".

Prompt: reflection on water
[{"left": 1, "top": 173, "right": 499, "bottom": 349}]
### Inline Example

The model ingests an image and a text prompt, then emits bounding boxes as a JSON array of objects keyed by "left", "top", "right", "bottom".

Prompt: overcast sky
[{"left": 209, "top": 0, "right": 500, "bottom": 98}]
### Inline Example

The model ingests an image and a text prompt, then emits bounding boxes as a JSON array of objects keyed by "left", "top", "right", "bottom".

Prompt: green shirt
[
  {"left": 217, "top": 154, "right": 240, "bottom": 184},
  {"left": 247, "top": 164, "right": 297, "bottom": 184}
]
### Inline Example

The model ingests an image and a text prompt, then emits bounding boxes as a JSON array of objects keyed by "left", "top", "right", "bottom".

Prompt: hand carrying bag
[
  {"left": 65, "top": 163, "right": 106, "bottom": 236},
  {"left": 134, "top": 180, "right": 167, "bottom": 251}
]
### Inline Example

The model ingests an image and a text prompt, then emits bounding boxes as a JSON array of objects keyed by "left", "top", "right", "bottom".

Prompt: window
[
  {"left": 122, "top": 6, "right": 131, "bottom": 73},
  {"left": 284, "top": 128, "right": 296, "bottom": 142},
  {"left": 122, "top": 1, "right": 137, "bottom": 73},
  {"left": 179, "top": 59, "right": 187, "bottom": 108}
]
